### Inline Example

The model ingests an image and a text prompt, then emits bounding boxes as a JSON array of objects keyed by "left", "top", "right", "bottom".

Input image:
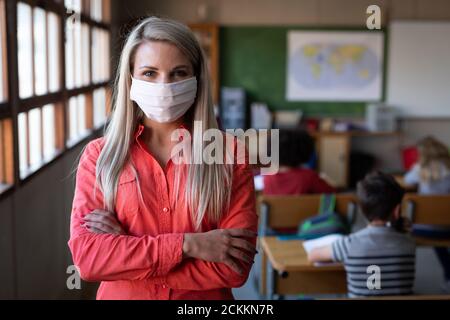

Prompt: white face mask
[{"left": 130, "top": 76, "right": 197, "bottom": 123}]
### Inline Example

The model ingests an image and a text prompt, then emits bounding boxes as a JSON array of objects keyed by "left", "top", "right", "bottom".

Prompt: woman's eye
[
  {"left": 173, "top": 70, "right": 188, "bottom": 77},
  {"left": 144, "top": 71, "right": 156, "bottom": 77}
]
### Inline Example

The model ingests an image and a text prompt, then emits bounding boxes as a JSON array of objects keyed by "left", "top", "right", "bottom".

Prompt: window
[
  {"left": 28, "top": 107, "right": 42, "bottom": 170},
  {"left": 1, "top": 0, "right": 111, "bottom": 191},
  {"left": 34, "top": 7, "right": 48, "bottom": 96},
  {"left": 90, "top": 0, "right": 101, "bottom": 21},
  {"left": 67, "top": 94, "right": 88, "bottom": 146},
  {"left": 47, "top": 12, "right": 61, "bottom": 92},
  {"left": 65, "top": 0, "right": 111, "bottom": 146},
  {"left": 17, "top": 2, "right": 33, "bottom": 99},
  {"left": 17, "top": 2, "right": 62, "bottom": 98},
  {"left": 92, "top": 27, "right": 110, "bottom": 83},
  {"left": 18, "top": 103, "right": 62, "bottom": 178},
  {"left": 0, "top": 0, "right": 110, "bottom": 186},
  {"left": 18, "top": 112, "right": 27, "bottom": 175},
  {"left": 81, "top": 24, "right": 90, "bottom": 86},
  {"left": 90, "top": 0, "right": 111, "bottom": 23},
  {"left": 15, "top": 1, "right": 68, "bottom": 179},
  {"left": 42, "top": 104, "right": 56, "bottom": 161},
  {"left": 66, "top": 21, "right": 90, "bottom": 89},
  {"left": 93, "top": 87, "right": 106, "bottom": 128}
]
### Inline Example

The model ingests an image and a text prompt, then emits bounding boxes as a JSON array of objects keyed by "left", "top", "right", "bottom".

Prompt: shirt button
[
  {"left": 162, "top": 285, "right": 167, "bottom": 289},
  {"left": 162, "top": 207, "right": 169, "bottom": 213}
]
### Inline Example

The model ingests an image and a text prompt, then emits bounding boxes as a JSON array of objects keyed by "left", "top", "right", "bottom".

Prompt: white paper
[
  {"left": 302, "top": 234, "right": 344, "bottom": 254},
  {"left": 254, "top": 175, "right": 264, "bottom": 191}
]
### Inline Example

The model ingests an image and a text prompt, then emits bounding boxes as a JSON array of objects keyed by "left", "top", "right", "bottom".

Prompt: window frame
[{"left": 0, "top": 0, "right": 112, "bottom": 198}]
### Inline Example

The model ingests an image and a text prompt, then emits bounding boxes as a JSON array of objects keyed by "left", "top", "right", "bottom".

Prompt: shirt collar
[{"left": 133, "top": 123, "right": 189, "bottom": 141}]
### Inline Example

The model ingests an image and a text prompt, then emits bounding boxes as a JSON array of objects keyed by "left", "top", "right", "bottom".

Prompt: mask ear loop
[{"left": 129, "top": 76, "right": 144, "bottom": 124}]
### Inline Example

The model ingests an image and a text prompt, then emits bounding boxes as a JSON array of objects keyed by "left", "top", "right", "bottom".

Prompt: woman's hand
[
  {"left": 82, "top": 209, "right": 126, "bottom": 235},
  {"left": 182, "top": 229, "right": 257, "bottom": 274}
]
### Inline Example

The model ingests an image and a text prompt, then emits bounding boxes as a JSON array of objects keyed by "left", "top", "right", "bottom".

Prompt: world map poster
[{"left": 286, "top": 30, "right": 384, "bottom": 101}]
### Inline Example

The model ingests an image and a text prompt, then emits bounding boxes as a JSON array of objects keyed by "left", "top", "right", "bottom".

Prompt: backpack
[{"left": 296, "top": 194, "right": 351, "bottom": 240}]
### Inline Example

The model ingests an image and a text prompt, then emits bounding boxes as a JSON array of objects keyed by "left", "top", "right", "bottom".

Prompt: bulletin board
[{"left": 219, "top": 26, "right": 387, "bottom": 117}]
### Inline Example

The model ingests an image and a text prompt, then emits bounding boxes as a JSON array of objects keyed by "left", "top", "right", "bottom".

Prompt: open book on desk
[{"left": 302, "top": 234, "right": 344, "bottom": 267}]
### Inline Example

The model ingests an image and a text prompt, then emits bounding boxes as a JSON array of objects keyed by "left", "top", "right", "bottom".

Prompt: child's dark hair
[
  {"left": 278, "top": 129, "right": 314, "bottom": 167},
  {"left": 357, "top": 171, "right": 405, "bottom": 222}
]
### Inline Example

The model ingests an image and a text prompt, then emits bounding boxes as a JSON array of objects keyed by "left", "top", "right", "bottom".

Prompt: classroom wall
[
  {"left": 0, "top": 198, "right": 15, "bottom": 298},
  {"left": 401, "top": 119, "right": 450, "bottom": 147},
  {"left": 112, "top": 0, "right": 450, "bottom": 26},
  {"left": 111, "top": 0, "right": 450, "bottom": 168},
  {"left": 110, "top": 0, "right": 450, "bottom": 65},
  {"left": 0, "top": 140, "right": 98, "bottom": 299}
]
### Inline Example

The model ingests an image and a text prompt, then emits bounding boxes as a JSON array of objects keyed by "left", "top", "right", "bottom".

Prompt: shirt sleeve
[
  {"left": 310, "top": 172, "right": 336, "bottom": 194},
  {"left": 158, "top": 157, "right": 258, "bottom": 290},
  {"left": 404, "top": 163, "right": 420, "bottom": 186},
  {"left": 331, "top": 235, "right": 352, "bottom": 262},
  {"left": 68, "top": 139, "right": 184, "bottom": 282}
]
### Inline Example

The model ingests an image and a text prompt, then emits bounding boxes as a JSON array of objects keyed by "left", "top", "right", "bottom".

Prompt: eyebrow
[{"left": 138, "top": 65, "right": 190, "bottom": 70}]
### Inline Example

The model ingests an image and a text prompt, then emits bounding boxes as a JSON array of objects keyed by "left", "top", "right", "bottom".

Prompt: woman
[
  {"left": 68, "top": 17, "right": 258, "bottom": 300},
  {"left": 404, "top": 136, "right": 450, "bottom": 194},
  {"left": 404, "top": 136, "right": 450, "bottom": 292}
]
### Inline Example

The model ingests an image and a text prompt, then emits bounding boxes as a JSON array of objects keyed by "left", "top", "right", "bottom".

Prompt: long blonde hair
[
  {"left": 417, "top": 136, "right": 450, "bottom": 182},
  {"left": 96, "top": 17, "right": 232, "bottom": 230}
]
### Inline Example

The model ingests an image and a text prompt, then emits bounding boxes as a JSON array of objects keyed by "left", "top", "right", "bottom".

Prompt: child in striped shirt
[{"left": 308, "top": 171, "right": 416, "bottom": 297}]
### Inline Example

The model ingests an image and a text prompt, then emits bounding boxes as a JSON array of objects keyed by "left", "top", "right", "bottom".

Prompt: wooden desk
[
  {"left": 260, "top": 236, "right": 347, "bottom": 299},
  {"left": 260, "top": 235, "right": 450, "bottom": 300},
  {"left": 414, "top": 237, "right": 450, "bottom": 247}
]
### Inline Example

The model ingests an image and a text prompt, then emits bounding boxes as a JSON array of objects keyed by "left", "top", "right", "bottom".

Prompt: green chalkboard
[{"left": 219, "top": 26, "right": 387, "bottom": 117}]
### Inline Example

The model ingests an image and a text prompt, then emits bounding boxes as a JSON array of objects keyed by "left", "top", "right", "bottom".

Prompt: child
[
  {"left": 404, "top": 136, "right": 450, "bottom": 194},
  {"left": 263, "top": 129, "right": 335, "bottom": 195},
  {"left": 404, "top": 136, "right": 450, "bottom": 292},
  {"left": 308, "top": 171, "right": 416, "bottom": 297}
]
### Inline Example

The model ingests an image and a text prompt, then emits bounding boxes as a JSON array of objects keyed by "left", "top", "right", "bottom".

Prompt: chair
[
  {"left": 256, "top": 193, "right": 358, "bottom": 296},
  {"left": 402, "top": 194, "right": 450, "bottom": 246}
]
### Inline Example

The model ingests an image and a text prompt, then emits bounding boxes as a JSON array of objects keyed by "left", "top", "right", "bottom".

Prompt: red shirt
[
  {"left": 68, "top": 124, "right": 257, "bottom": 300},
  {"left": 263, "top": 167, "right": 335, "bottom": 195}
]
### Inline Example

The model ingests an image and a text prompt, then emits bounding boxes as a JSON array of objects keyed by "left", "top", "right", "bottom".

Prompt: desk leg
[
  {"left": 266, "top": 258, "right": 274, "bottom": 300},
  {"left": 278, "top": 271, "right": 288, "bottom": 300},
  {"left": 259, "top": 250, "right": 267, "bottom": 297},
  {"left": 266, "top": 262, "right": 289, "bottom": 300}
]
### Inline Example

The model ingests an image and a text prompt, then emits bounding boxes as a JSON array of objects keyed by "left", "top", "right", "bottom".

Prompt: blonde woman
[
  {"left": 68, "top": 17, "right": 258, "bottom": 300},
  {"left": 404, "top": 136, "right": 450, "bottom": 194},
  {"left": 404, "top": 136, "right": 450, "bottom": 292}
]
